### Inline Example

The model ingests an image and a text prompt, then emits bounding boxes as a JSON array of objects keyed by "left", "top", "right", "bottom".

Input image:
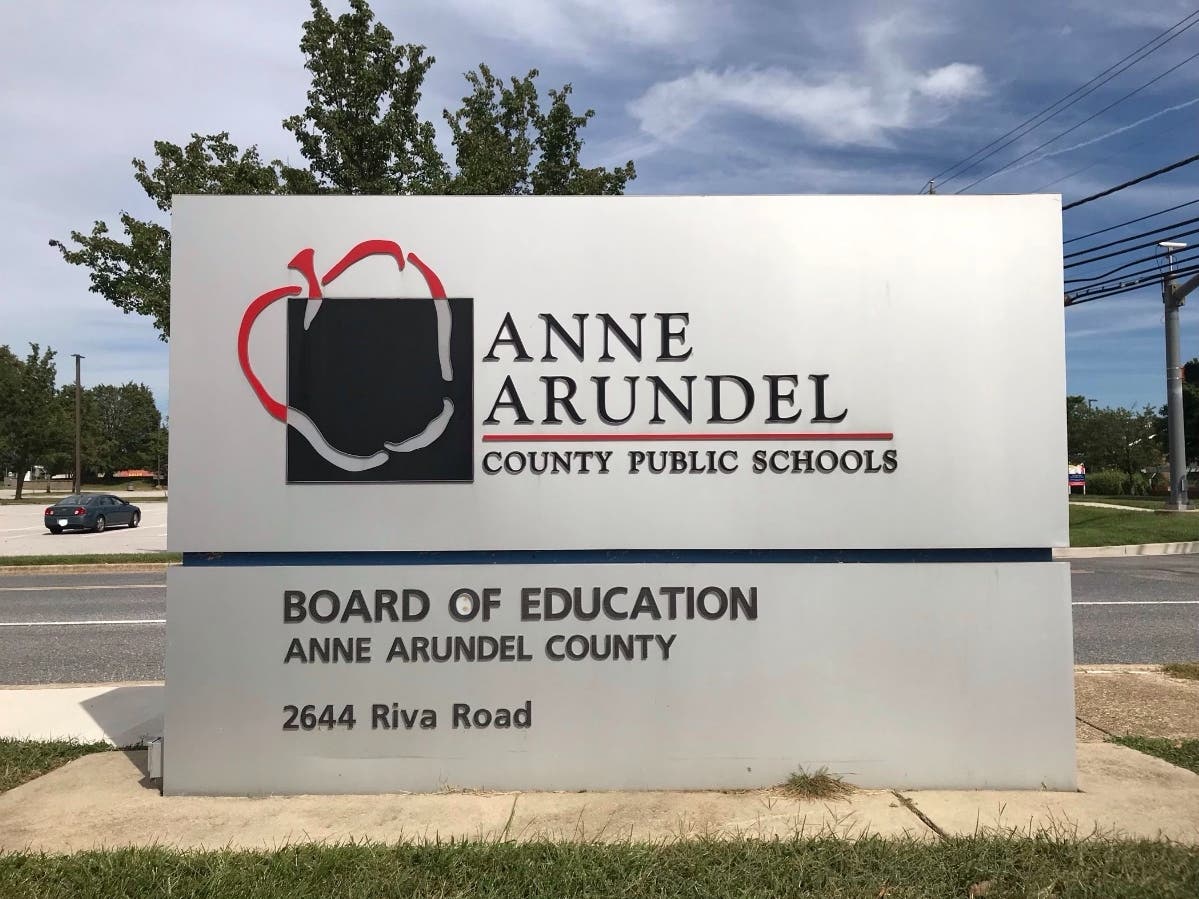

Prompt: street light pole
[
  {"left": 1160, "top": 242, "right": 1193, "bottom": 511},
  {"left": 71, "top": 354, "right": 84, "bottom": 495}
]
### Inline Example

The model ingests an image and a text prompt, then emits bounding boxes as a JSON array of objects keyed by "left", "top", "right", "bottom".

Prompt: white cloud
[
  {"left": 433, "top": 0, "right": 721, "bottom": 60},
  {"left": 629, "top": 69, "right": 883, "bottom": 145},
  {"left": 917, "top": 63, "right": 987, "bottom": 100},
  {"left": 629, "top": 14, "right": 986, "bottom": 147}
]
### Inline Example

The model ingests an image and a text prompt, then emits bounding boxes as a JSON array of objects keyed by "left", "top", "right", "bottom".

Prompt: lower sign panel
[{"left": 164, "top": 562, "right": 1075, "bottom": 794}]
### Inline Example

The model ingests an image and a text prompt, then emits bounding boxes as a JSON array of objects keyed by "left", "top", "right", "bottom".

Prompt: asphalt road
[
  {"left": 1070, "top": 555, "right": 1199, "bottom": 664},
  {"left": 0, "top": 559, "right": 1195, "bottom": 684}
]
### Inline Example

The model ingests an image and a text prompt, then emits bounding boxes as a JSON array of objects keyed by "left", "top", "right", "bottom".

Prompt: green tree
[
  {"left": 1067, "top": 396, "right": 1163, "bottom": 494},
  {"left": 1187, "top": 360, "right": 1199, "bottom": 464},
  {"left": 1156, "top": 358, "right": 1199, "bottom": 467},
  {"left": 148, "top": 422, "right": 169, "bottom": 486},
  {"left": 0, "top": 345, "right": 69, "bottom": 499},
  {"left": 49, "top": 134, "right": 315, "bottom": 340},
  {"left": 51, "top": 0, "right": 635, "bottom": 340},
  {"left": 0, "top": 346, "right": 20, "bottom": 470},
  {"left": 283, "top": 0, "right": 446, "bottom": 194},
  {"left": 84, "top": 383, "right": 163, "bottom": 477},
  {"left": 39, "top": 388, "right": 76, "bottom": 483},
  {"left": 444, "top": 65, "right": 634, "bottom": 195}
]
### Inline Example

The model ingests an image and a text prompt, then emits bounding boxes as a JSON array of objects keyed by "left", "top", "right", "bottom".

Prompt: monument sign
[{"left": 166, "top": 195, "right": 1074, "bottom": 794}]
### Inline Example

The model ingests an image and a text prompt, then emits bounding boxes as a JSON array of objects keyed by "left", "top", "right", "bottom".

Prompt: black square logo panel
[{"left": 286, "top": 297, "right": 473, "bottom": 483}]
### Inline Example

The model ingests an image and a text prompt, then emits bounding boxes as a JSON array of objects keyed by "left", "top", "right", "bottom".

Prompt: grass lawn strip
[
  {"left": 1068, "top": 504, "right": 1199, "bottom": 547},
  {"left": 0, "top": 838, "right": 1197, "bottom": 899},
  {"left": 1112, "top": 736, "right": 1199, "bottom": 776},
  {"left": 0, "top": 552, "right": 181, "bottom": 568},
  {"left": 0, "top": 739, "right": 111, "bottom": 794}
]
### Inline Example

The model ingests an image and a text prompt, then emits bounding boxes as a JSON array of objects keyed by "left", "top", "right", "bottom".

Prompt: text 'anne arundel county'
[
  {"left": 281, "top": 585, "right": 757, "bottom": 666},
  {"left": 479, "top": 312, "right": 898, "bottom": 476}
]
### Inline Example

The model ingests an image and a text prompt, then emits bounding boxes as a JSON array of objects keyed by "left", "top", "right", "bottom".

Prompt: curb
[
  {"left": 0, "top": 562, "right": 176, "bottom": 575},
  {"left": 1054, "top": 541, "right": 1199, "bottom": 559}
]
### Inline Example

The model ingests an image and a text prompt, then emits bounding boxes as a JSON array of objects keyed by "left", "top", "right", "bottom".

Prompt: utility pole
[
  {"left": 1159, "top": 242, "right": 1194, "bottom": 511},
  {"left": 72, "top": 354, "right": 84, "bottom": 495}
]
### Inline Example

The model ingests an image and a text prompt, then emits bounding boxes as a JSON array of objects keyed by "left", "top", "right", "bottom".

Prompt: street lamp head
[{"left": 1159, "top": 241, "right": 1188, "bottom": 250}]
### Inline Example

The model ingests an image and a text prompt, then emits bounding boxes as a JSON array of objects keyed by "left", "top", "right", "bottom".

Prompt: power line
[
  {"left": 927, "top": 8, "right": 1199, "bottom": 190},
  {"left": 1064, "top": 198, "right": 1199, "bottom": 243},
  {"left": 1066, "top": 254, "right": 1196, "bottom": 294},
  {"left": 1062, "top": 152, "right": 1199, "bottom": 211},
  {"left": 1029, "top": 114, "right": 1194, "bottom": 192},
  {"left": 956, "top": 46, "right": 1199, "bottom": 193},
  {"left": 1065, "top": 246, "right": 1199, "bottom": 283},
  {"left": 925, "top": 8, "right": 1199, "bottom": 191},
  {"left": 1065, "top": 262, "right": 1199, "bottom": 305},
  {"left": 1064, "top": 214, "right": 1199, "bottom": 259}
]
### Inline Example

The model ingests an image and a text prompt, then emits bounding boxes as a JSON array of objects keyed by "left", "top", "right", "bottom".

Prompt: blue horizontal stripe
[{"left": 182, "top": 548, "right": 1052, "bottom": 567}]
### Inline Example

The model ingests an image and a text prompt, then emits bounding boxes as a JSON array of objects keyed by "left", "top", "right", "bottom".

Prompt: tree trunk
[{"left": 14, "top": 469, "right": 25, "bottom": 500}]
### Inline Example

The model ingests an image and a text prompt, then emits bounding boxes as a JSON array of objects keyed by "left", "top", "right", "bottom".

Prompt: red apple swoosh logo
[{"left": 237, "top": 240, "right": 454, "bottom": 471}]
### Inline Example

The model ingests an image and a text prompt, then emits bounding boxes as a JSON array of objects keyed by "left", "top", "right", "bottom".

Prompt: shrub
[{"left": 1085, "top": 469, "right": 1127, "bottom": 495}]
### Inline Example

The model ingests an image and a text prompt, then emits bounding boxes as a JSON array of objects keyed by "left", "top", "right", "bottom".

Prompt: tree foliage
[
  {"left": 83, "top": 383, "right": 163, "bottom": 476},
  {"left": 1067, "top": 395, "right": 1163, "bottom": 493},
  {"left": 1, "top": 350, "right": 165, "bottom": 492},
  {"left": 0, "top": 345, "right": 67, "bottom": 499},
  {"left": 49, "top": 135, "right": 316, "bottom": 340},
  {"left": 284, "top": 0, "right": 446, "bottom": 194},
  {"left": 51, "top": 0, "right": 635, "bottom": 340},
  {"left": 1157, "top": 358, "right": 1199, "bottom": 464}
]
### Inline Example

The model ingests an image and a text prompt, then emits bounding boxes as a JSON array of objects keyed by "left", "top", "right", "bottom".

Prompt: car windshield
[{"left": 54, "top": 495, "right": 89, "bottom": 506}]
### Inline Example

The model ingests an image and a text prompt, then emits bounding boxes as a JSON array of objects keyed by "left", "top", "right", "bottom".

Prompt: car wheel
[
  {"left": 94, "top": 515, "right": 106, "bottom": 533},
  {"left": 49, "top": 526, "right": 62, "bottom": 534},
  {"left": 129, "top": 512, "right": 140, "bottom": 529}
]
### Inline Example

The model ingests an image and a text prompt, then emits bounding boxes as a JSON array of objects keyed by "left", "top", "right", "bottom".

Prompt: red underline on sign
[{"left": 482, "top": 432, "right": 894, "bottom": 443}]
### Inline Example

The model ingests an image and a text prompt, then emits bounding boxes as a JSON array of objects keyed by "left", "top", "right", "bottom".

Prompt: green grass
[
  {"left": 0, "top": 739, "right": 111, "bottom": 794},
  {"left": 1069, "top": 504, "right": 1199, "bottom": 547},
  {"left": 1069, "top": 495, "right": 1167, "bottom": 510},
  {"left": 0, "top": 837, "right": 1196, "bottom": 899},
  {"left": 1163, "top": 662, "right": 1199, "bottom": 681},
  {"left": 781, "top": 766, "right": 853, "bottom": 800},
  {"left": 1112, "top": 736, "right": 1199, "bottom": 776},
  {"left": 0, "top": 552, "right": 180, "bottom": 568}
]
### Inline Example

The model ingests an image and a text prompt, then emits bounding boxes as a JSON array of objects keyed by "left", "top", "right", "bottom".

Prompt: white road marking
[
  {"left": 0, "top": 618, "right": 165, "bottom": 627},
  {"left": 0, "top": 584, "right": 162, "bottom": 592},
  {"left": 1072, "top": 600, "right": 1199, "bottom": 606}
]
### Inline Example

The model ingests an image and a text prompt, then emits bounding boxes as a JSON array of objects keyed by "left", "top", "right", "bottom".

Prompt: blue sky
[{"left": 3, "top": 0, "right": 1197, "bottom": 414}]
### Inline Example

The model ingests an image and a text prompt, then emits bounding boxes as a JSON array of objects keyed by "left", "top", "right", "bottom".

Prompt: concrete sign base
[{"left": 164, "top": 561, "right": 1075, "bottom": 795}]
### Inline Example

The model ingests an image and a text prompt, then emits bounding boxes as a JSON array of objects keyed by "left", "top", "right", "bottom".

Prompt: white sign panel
[
  {"left": 168, "top": 195, "right": 1066, "bottom": 552},
  {"left": 164, "top": 562, "right": 1075, "bottom": 794}
]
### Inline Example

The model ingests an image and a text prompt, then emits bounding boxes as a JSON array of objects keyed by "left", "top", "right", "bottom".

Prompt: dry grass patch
[
  {"left": 780, "top": 766, "right": 854, "bottom": 801},
  {"left": 1163, "top": 662, "right": 1199, "bottom": 681}
]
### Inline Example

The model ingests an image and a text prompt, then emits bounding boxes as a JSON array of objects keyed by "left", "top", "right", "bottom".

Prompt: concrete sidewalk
[
  {"left": 0, "top": 742, "right": 1196, "bottom": 851},
  {"left": 3, "top": 671, "right": 1199, "bottom": 851},
  {"left": 1056, "top": 540, "right": 1199, "bottom": 558},
  {"left": 0, "top": 683, "right": 163, "bottom": 747}
]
